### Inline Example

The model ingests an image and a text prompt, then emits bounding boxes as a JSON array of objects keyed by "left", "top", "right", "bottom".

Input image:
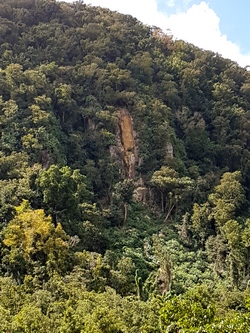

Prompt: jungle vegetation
[{"left": 1, "top": 0, "right": 250, "bottom": 331}]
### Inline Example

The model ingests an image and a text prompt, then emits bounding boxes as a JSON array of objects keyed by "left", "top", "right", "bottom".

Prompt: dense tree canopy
[{"left": 1, "top": 0, "right": 250, "bottom": 330}]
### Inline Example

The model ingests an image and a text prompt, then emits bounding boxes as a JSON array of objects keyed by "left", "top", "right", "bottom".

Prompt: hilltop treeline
[{"left": 1, "top": 0, "right": 250, "bottom": 331}]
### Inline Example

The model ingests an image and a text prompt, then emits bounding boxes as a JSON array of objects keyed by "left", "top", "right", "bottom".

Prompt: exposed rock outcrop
[
  {"left": 118, "top": 108, "right": 138, "bottom": 179},
  {"left": 166, "top": 143, "right": 173, "bottom": 159},
  {"left": 110, "top": 108, "right": 138, "bottom": 179},
  {"left": 110, "top": 108, "right": 148, "bottom": 203},
  {"left": 133, "top": 177, "right": 147, "bottom": 204}
]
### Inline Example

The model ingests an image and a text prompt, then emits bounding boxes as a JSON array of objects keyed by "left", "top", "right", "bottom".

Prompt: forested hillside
[{"left": 1, "top": 0, "right": 250, "bottom": 331}]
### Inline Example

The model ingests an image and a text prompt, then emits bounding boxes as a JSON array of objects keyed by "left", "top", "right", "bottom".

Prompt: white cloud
[
  {"left": 85, "top": 0, "right": 250, "bottom": 67},
  {"left": 167, "top": 2, "right": 250, "bottom": 67},
  {"left": 87, "top": 0, "right": 166, "bottom": 27}
]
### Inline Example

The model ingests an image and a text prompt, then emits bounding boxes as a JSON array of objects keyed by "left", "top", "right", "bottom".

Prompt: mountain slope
[{"left": 1, "top": 0, "right": 250, "bottom": 331}]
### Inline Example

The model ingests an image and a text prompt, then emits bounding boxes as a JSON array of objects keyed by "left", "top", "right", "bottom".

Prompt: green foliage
[
  {"left": 1, "top": 201, "right": 73, "bottom": 281},
  {"left": 151, "top": 166, "right": 194, "bottom": 220},
  {"left": 38, "top": 165, "right": 92, "bottom": 233},
  {"left": 1, "top": 0, "right": 250, "bottom": 329},
  {"left": 159, "top": 286, "right": 215, "bottom": 332},
  {"left": 209, "top": 171, "right": 246, "bottom": 226}
]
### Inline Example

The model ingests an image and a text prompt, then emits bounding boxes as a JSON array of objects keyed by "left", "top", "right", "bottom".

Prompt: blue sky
[
  {"left": 81, "top": 0, "right": 250, "bottom": 67},
  {"left": 206, "top": 0, "right": 250, "bottom": 54},
  {"left": 161, "top": 0, "right": 249, "bottom": 53}
]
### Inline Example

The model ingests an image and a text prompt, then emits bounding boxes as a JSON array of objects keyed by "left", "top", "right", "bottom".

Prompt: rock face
[
  {"left": 110, "top": 108, "right": 148, "bottom": 203},
  {"left": 118, "top": 108, "right": 138, "bottom": 179},
  {"left": 166, "top": 143, "right": 173, "bottom": 159},
  {"left": 133, "top": 177, "right": 147, "bottom": 204}
]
